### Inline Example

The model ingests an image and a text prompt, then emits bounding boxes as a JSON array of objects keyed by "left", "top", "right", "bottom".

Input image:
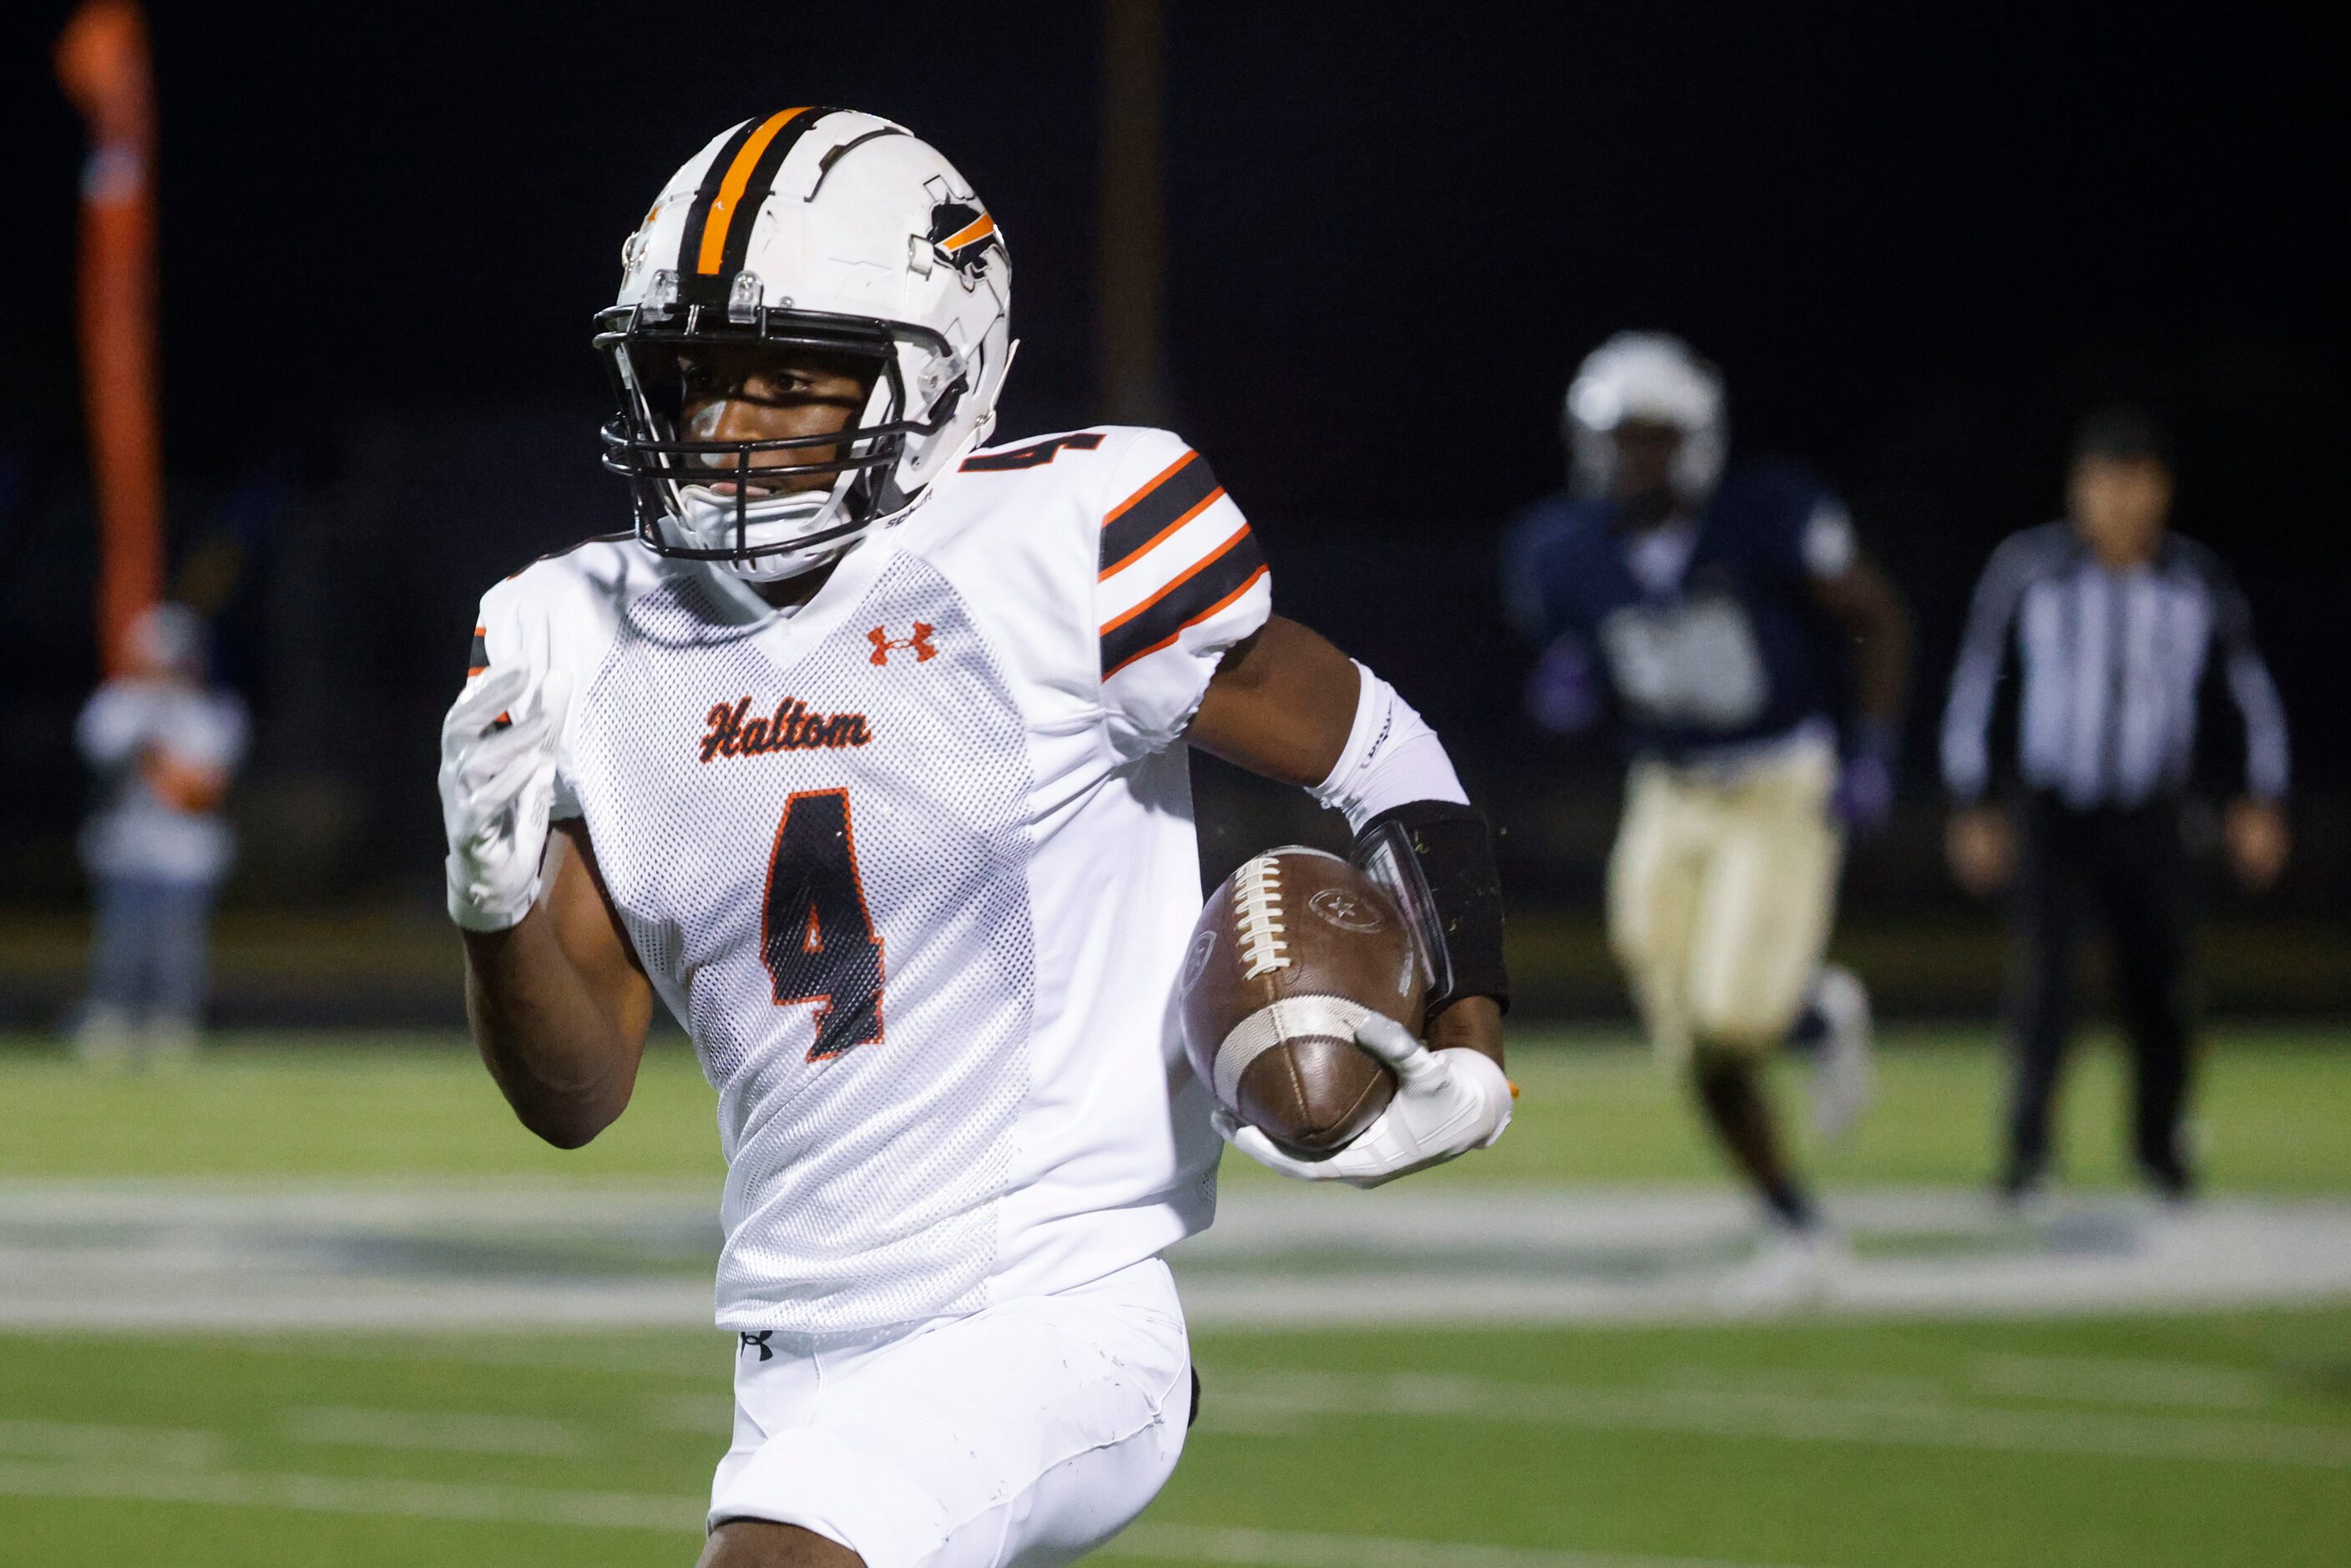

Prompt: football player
[
  {"left": 437, "top": 109, "right": 1512, "bottom": 1568},
  {"left": 1503, "top": 333, "right": 1910, "bottom": 1300}
]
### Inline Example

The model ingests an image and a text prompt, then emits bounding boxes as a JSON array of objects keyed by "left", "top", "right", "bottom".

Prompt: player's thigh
[
  {"left": 1687, "top": 775, "right": 1842, "bottom": 1049},
  {"left": 1606, "top": 766, "right": 1702, "bottom": 974},
  {"left": 700, "top": 1520, "right": 864, "bottom": 1567},
  {"left": 711, "top": 1260, "right": 1190, "bottom": 1568}
]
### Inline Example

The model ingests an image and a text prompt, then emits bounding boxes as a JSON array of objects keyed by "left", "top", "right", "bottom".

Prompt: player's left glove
[
  {"left": 1213, "top": 1014, "right": 1514, "bottom": 1189},
  {"left": 438, "top": 665, "right": 571, "bottom": 933},
  {"left": 1833, "top": 716, "right": 1899, "bottom": 834},
  {"left": 1524, "top": 633, "right": 1604, "bottom": 736}
]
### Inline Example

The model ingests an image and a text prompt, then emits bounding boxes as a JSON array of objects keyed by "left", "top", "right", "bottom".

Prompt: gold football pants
[{"left": 1606, "top": 745, "right": 1843, "bottom": 1062}]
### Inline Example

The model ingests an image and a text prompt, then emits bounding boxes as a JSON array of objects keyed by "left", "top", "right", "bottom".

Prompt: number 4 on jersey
[{"left": 761, "top": 789, "right": 884, "bottom": 1060}]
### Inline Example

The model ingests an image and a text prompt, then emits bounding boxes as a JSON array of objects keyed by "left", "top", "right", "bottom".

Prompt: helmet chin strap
[{"left": 666, "top": 470, "right": 851, "bottom": 581}]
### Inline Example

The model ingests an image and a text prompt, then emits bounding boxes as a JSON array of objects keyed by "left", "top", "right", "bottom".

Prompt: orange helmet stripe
[{"left": 695, "top": 108, "right": 810, "bottom": 276}]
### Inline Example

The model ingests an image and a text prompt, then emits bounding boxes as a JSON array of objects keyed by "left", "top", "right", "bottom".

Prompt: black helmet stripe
[{"left": 675, "top": 106, "right": 845, "bottom": 304}]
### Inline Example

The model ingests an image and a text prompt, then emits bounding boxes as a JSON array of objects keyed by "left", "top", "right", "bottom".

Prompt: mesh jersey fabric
[{"left": 468, "top": 426, "right": 1271, "bottom": 1333}]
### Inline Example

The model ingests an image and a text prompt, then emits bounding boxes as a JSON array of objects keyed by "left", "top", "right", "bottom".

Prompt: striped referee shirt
[{"left": 1940, "top": 522, "right": 2289, "bottom": 810}]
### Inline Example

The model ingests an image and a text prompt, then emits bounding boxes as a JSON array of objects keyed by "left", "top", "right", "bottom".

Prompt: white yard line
[
  {"left": 0, "top": 1419, "right": 219, "bottom": 1469},
  {"left": 0, "top": 1459, "right": 699, "bottom": 1533},
  {"left": 1210, "top": 1371, "right": 2351, "bottom": 1469},
  {"left": 1107, "top": 1523, "right": 1808, "bottom": 1568},
  {"left": 1966, "top": 1353, "right": 2274, "bottom": 1410},
  {"left": 282, "top": 1405, "right": 582, "bottom": 1456},
  {"left": 0, "top": 1464, "right": 1804, "bottom": 1567}
]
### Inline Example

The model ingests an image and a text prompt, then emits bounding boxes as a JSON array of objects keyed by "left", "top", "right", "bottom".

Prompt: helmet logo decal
[{"left": 927, "top": 202, "right": 998, "bottom": 280}]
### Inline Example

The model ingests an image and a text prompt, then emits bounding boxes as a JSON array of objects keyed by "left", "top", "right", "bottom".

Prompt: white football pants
[{"left": 710, "top": 1257, "right": 1191, "bottom": 1568}]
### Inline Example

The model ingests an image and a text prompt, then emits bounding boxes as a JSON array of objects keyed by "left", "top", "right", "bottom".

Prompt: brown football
[{"left": 1180, "top": 847, "right": 1424, "bottom": 1157}]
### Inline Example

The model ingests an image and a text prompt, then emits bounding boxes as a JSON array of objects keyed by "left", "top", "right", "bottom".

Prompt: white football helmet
[
  {"left": 596, "top": 109, "right": 1014, "bottom": 580},
  {"left": 1563, "top": 331, "right": 1727, "bottom": 503}
]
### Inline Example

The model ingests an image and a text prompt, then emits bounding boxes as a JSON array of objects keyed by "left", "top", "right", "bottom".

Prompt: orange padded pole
[{"left": 58, "top": 1, "right": 163, "bottom": 676}]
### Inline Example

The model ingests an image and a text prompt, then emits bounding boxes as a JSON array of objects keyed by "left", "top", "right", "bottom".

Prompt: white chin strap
[{"left": 670, "top": 476, "right": 864, "bottom": 583}]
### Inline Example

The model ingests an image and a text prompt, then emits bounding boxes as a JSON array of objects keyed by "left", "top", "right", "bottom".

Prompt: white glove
[
  {"left": 1214, "top": 1014, "right": 1514, "bottom": 1189},
  {"left": 438, "top": 665, "right": 571, "bottom": 933}
]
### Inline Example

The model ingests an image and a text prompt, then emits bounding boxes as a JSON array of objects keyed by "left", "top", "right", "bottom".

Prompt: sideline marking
[{"left": 4, "top": 1183, "right": 2351, "bottom": 1329}]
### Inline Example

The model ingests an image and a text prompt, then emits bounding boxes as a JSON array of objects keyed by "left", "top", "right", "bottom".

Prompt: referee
[{"left": 1939, "top": 407, "right": 2290, "bottom": 1201}]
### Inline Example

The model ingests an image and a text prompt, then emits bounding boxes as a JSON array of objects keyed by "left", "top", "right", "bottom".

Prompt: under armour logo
[
  {"left": 740, "top": 1331, "right": 774, "bottom": 1362},
  {"left": 868, "top": 622, "right": 938, "bottom": 665}
]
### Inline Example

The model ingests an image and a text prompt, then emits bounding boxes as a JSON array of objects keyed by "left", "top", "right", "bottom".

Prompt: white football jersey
[{"left": 468, "top": 426, "right": 1271, "bottom": 1333}]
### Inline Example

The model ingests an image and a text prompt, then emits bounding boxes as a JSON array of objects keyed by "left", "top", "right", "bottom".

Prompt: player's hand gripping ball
[{"left": 1181, "top": 847, "right": 1515, "bottom": 1188}]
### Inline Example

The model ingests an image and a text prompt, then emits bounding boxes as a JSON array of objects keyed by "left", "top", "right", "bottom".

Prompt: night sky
[{"left": 2, "top": 3, "right": 2344, "bottom": 800}]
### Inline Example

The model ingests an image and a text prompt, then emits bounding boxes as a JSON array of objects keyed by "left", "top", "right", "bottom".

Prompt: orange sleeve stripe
[
  {"left": 1101, "top": 564, "right": 1270, "bottom": 679},
  {"left": 696, "top": 108, "right": 809, "bottom": 275},
  {"left": 1104, "top": 450, "right": 1198, "bottom": 524},
  {"left": 1097, "top": 486, "right": 1228, "bottom": 581},
  {"left": 1099, "top": 522, "right": 1253, "bottom": 636}
]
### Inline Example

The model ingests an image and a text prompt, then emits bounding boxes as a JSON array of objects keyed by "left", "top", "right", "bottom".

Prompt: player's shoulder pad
[
  {"left": 469, "top": 531, "right": 648, "bottom": 684},
  {"left": 1718, "top": 458, "right": 1841, "bottom": 522},
  {"left": 955, "top": 424, "right": 1204, "bottom": 518},
  {"left": 955, "top": 426, "right": 1125, "bottom": 477},
  {"left": 1508, "top": 490, "right": 1611, "bottom": 550}
]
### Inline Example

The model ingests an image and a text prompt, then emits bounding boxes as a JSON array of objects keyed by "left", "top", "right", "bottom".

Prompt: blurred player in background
[
  {"left": 440, "top": 109, "right": 1511, "bottom": 1567},
  {"left": 1504, "top": 332, "right": 1911, "bottom": 1299},
  {"left": 71, "top": 601, "right": 246, "bottom": 1065},
  {"left": 1940, "top": 407, "right": 2290, "bottom": 1203}
]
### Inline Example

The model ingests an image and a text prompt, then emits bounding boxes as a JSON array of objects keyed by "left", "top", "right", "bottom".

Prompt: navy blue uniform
[{"left": 1502, "top": 463, "right": 1852, "bottom": 763}]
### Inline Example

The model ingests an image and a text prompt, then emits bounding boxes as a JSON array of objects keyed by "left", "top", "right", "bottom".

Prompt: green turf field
[
  {"left": 3, "top": 1029, "right": 2348, "bottom": 1566},
  {"left": 5, "top": 1024, "right": 2348, "bottom": 1191}
]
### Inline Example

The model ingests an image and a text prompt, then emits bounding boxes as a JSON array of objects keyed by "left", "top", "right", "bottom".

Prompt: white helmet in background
[
  {"left": 596, "top": 109, "right": 1014, "bottom": 581},
  {"left": 1563, "top": 331, "right": 1727, "bottom": 503}
]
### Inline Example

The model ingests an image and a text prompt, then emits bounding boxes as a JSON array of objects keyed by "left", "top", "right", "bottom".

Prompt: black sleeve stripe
[
  {"left": 1100, "top": 530, "right": 1268, "bottom": 679},
  {"left": 1100, "top": 451, "right": 1224, "bottom": 578},
  {"left": 468, "top": 628, "right": 488, "bottom": 677}
]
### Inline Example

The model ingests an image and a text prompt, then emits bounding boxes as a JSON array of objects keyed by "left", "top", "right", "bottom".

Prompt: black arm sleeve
[{"left": 1351, "top": 801, "right": 1509, "bottom": 1015}]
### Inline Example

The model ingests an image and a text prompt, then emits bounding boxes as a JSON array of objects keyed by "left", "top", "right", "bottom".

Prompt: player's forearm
[
  {"left": 1428, "top": 995, "right": 1504, "bottom": 1070},
  {"left": 463, "top": 916, "right": 644, "bottom": 1148},
  {"left": 1192, "top": 618, "right": 1509, "bottom": 1051},
  {"left": 1835, "top": 565, "right": 1912, "bottom": 724}
]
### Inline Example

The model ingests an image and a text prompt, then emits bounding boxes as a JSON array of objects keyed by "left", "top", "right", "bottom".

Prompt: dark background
[{"left": 2, "top": 3, "right": 2343, "bottom": 1015}]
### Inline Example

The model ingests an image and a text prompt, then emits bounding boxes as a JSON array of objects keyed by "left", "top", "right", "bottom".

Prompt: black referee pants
[{"left": 2003, "top": 792, "right": 2197, "bottom": 1194}]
